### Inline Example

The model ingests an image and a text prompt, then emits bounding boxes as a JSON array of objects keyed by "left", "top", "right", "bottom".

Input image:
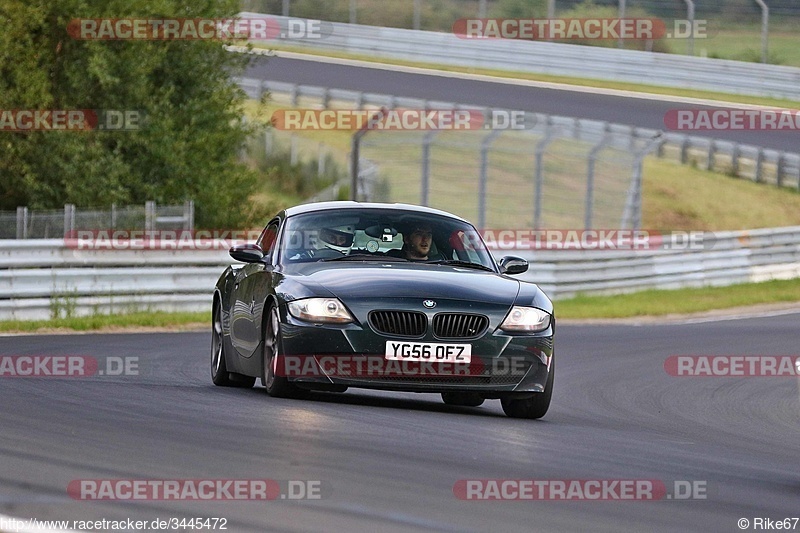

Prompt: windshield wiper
[{"left": 426, "top": 260, "right": 495, "bottom": 272}]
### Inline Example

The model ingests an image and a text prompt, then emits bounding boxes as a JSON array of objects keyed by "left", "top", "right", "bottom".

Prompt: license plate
[{"left": 385, "top": 341, "right": 471, "bottom": 363}]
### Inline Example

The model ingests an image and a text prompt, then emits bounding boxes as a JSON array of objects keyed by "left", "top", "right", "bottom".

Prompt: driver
[{"left": 318, "top": 225, "right": 355, "bottom": 254}]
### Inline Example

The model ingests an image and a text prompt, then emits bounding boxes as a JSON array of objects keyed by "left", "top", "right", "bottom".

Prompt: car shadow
[{"left": 283, "top": 388, "right": 509, "bottom": 418}]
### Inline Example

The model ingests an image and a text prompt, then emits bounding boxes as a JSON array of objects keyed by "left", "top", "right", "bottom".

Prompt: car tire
[
  {"left": 500, "top": 357, "right": 554, "bottom": 419},
  {"left": 211, "top": 301, "right": 256, "bottom": 388},
  {"left": 441, "top": 392, "right": 485, "bottom": 407},
  {"left": 211, "top": 301, "right": 233, "bottom": 386},
  {"left": 261, "top": 304, "right": 303, "bottom": 398}
]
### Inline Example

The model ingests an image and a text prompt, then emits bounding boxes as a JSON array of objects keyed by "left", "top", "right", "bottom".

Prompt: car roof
[{"left": 283, "top": 201, "right": 469, "bottom": 223}]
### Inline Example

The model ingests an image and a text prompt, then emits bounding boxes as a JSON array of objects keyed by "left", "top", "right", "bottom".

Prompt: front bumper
[{"left": 277, "top": 302, "right": 554, "bottom": 394}]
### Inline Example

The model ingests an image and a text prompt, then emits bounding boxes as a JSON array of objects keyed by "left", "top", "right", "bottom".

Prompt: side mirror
[
  {"left": 498, "top": 256, "right": 528, "bottom": 275},
  {"left": 229, "top": 243, "right": 265, "bottom": 263}
]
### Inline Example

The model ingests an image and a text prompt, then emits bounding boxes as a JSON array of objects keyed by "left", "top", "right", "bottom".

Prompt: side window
[{"left": 257, "top": 220, "right": 280, "bottom": 260}]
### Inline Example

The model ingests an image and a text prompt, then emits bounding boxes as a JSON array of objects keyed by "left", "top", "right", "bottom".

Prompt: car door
[{"left": 230, "top": 219, "right": 280, "bottom": 359}]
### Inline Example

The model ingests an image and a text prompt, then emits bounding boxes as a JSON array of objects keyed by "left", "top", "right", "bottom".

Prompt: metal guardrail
[
  {"left": 239, "top": 14, "right": 800, "bottom": 101},
  {"left": 518, "top": 226, "right": 800, "bottom": 299},
  {"left": 0, "top": 240, "right": 230, "bottom": 321},
  {"left": 238, "top": 78, "right": 800, "bottom": 191},
  {"left": 1, "top": 227, "right": 799, "bottom": 320}
]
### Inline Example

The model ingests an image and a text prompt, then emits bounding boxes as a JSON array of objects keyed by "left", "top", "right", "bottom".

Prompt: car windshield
[{"left": 279, "top": 208, "right": 496, "bottom": 270}]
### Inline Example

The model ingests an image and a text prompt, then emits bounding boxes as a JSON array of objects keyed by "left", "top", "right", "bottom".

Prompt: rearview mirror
[
  {"left": 498, "top": 256, "right": 528, "bottom": 275},
  {"left": 229, "top": 244, "right": 264, "bottom": 263}
]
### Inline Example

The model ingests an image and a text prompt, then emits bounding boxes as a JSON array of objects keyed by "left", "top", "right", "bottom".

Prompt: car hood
[{"left": 284, "top": 262, "right": 520, "bottom": 305}]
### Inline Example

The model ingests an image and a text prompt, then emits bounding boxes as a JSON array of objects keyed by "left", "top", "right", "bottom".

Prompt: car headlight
[
  {"left": 287, "top": 298, "right": 354, "bottom": 324},
  {"left": 499, "top": 306, "right": 551, "bottom": 332}
]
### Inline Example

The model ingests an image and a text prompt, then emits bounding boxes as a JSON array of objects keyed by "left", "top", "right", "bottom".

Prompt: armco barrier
[
  {"left": 238, "top": 13, "right": 800, "bottom": 101},
  {"left": 1, "top": 226, "right": 799, "bottom": 320}
]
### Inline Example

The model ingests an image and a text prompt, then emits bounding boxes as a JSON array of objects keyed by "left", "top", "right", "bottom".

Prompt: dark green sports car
[{"left": 212, "top": 201, "right": 555, "bottom": 419}]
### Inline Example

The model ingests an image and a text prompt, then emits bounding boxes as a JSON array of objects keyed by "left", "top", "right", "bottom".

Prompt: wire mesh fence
[
  {"left": 1, "top": 202, "right": 194, "bottom": 240},
  {"left": 354, "top": 118, "right": 659, "bottom": 230}
]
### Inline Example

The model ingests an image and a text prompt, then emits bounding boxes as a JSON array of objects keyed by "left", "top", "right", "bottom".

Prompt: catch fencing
[
  {"left": 1, "top": 201, "right": 195, "bottom": 240},
  {"left": 238, "top": 78, "right": 800, "bottom": 230}
]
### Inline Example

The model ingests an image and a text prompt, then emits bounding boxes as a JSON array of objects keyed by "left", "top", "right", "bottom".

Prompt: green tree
[{"left": 0, "top": 0, "right": 266, "bottom": 228}]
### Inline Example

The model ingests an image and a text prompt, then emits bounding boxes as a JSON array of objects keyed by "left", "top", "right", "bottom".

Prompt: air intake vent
[
  {"left": 433, "top": 313, "right": 488, "bottom": 339},
  {"left": 369, "top": 311, "right": 427, "bottom": 337}
]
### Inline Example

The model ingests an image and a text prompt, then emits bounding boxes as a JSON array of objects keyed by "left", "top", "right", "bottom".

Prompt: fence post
[
  {"left": 111, "top": 203, "right": 117, "bottom": 228},
  {"left": 585, "top": 134, "right": 611, "bottom": 229},
  {"left": 420, "top": 130, "right": 439, "bottom": 207},
  {"left": 731, "top": 144, "right": 740, "bottom": 176},
  {"left": 145, "top": 201, "right": 156, "bottom": 232},
  {"left": 63, "top": 204, "right": 75, "bottom": 238},
  {"left": 621, "top": 134, "right": 662, "bottom": 230},
  {"left": 184, "top": 200, "right": 195, "bottom": 230},
  {"left": 265, "top": 128, "right": 273, "bottom": 155},
  {"left": 706, "top": 140, "right": 715, "bottom": 171},
  {"left": 290, "top": 134, "right": 298, "bottom": 165},
  {"left": 680, "top": 136, "right": 690, "bottom": 164},
  {"left": 684, "top": 0, "right": 695, "bottom": 55},
  {"left": 350, "top": 0, "right": 357, "bottom": 24},
  {"left": 533, "top": 121, "right": 558, "bottom": 230},
  {"left": 282, "top": 0, "right": 289, "bottom": 17},
  {"left": 351, "top": 108, "right": 387, "bottom": 201},
  {"left": 478, "top": 129, "right": 502, "bottom": 230},
  {"left": 290, "top": 84, "right": 298, "bottom": 107},
  {"left": 755, "top": 148, "right": 764, "bottom": 183},
  {"left": 617, "top": 0, "right": 626, "bottom": 49},
  {"left": 321, "top": 87, "right": 330, "bottom": 109},
  {"left": 754, "top": 0, "right": 769, "bottom": 63},
  {"left": 318, "top": 142, "right": 326, "bottom": 176},
  {"left": 776, "top": 152, "right": 785, "bottom": 187},
  {"left": 16, "top": 206, "right": 28, "bottom": 239}
]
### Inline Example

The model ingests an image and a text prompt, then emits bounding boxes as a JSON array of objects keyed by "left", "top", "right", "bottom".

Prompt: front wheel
[
  {"left": 501, "top": 357, "right": 554, "bottom": 419},
  {"left": 261, "top": 304, "right": 303, "bottom": 398}
]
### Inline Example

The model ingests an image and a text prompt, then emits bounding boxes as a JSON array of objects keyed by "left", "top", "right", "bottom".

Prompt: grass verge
[
  {"left": 1, "top": 279, "right": 799, "bottom": 333},
  {"left": 556, "top": 278, "right": 800, "bottom": 319},
  {"left": 0, "top": 311, "right": 209, "bottom": 334}
]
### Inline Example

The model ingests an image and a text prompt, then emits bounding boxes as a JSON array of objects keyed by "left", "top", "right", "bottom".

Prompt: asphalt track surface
[
  {"left": 245, "top": 55, "right": 798, "bottom": 152},
  {"left": 1, "top": 313, "right": 797, "bottom": 532}
]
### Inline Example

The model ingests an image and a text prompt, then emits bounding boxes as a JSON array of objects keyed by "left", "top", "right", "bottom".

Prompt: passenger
[{"left": 389, "top": 222, "right": 435, "bottom": 261}]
